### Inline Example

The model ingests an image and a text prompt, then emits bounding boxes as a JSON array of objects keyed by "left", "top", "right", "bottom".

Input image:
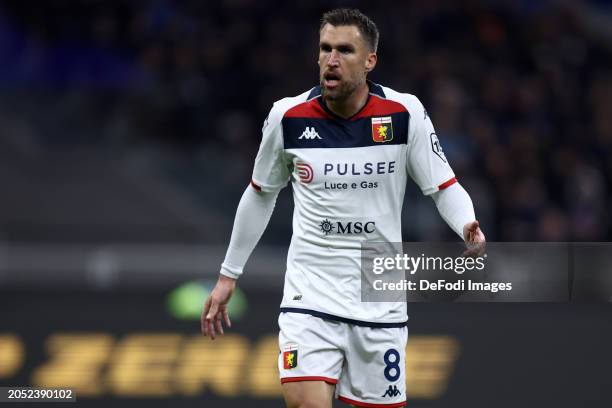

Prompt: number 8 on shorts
[{"left": 383, "top": 348, "right": 401, "bottom": 382}]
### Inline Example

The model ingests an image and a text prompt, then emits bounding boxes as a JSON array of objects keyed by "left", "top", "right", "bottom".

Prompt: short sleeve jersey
[{"left": 252, "top": 82, "right": 456, "bottom": 325}]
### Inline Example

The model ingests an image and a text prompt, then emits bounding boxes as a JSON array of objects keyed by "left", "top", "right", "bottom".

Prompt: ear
[{"left": 365, "top": 52, "right": 377, "bottom": 73}]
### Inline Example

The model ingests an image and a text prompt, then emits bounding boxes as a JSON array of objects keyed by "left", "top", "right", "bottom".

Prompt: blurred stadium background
[{"left": 0, "top": 0, "right": 611, "bottom": 407}]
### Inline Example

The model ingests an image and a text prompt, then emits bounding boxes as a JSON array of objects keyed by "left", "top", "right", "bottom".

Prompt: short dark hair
[{"left": 320, "top": 8, "right": 379, "bottom": 52}]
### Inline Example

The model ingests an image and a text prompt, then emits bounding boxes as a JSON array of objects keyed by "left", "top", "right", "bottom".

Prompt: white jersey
[{"left": 251, "top": 82, "right": 456, "bottom": 326}]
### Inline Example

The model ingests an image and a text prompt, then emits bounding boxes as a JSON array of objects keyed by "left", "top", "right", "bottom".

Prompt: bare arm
[{"left": 202, "top": 184, "right": 280, "bottom": 339}]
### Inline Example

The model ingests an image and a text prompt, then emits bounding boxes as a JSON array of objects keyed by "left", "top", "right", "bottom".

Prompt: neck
[{"left": 325, "top": 82, "right": 369, "bottom": 119}]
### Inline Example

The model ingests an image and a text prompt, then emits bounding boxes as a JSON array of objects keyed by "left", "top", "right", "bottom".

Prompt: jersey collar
[{"left": 313, "top": 81, "right": 386, "bottom": 121}]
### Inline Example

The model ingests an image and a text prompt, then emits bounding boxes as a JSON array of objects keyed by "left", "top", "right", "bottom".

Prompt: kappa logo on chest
[{"left": 298, "top": 126, "right": 321, "bottom": 140}]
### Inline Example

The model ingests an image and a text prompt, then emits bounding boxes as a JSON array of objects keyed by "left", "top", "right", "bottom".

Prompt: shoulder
[
  {"left": 266, "top": 88, "right": 317, "bottom": 127},
  {"left": 378, "top": 85, "right": 426, "bottom": 116}
]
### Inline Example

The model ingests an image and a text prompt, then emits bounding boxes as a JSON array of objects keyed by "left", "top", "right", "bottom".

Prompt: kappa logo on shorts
[
  {"left": 381, "top": 384, "right": 401, "bottom": 398},
  {"left": 283, "top": 344, "right": 298, "bottom": 370}
]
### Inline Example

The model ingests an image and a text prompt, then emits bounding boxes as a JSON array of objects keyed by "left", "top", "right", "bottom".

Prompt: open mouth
[{"left": 323, "top": 72, "right": 341, "bottom": 88}]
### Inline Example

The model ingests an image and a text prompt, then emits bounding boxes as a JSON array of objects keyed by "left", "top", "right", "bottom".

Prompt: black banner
[{"left": 1, "top": 288, "right": 611, "bottom": 407}]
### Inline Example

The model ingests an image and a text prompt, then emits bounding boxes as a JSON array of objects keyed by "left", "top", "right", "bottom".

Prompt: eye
[
  {"left": 338, "top": 46, "right": 353, "bottom": 54},
  {"left": 320, "top": 44, "right": 331, "bottom": 52}
]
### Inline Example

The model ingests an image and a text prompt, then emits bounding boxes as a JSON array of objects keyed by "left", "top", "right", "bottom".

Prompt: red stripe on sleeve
[
  {"left": 250, "top": 180, "right": 262, "bottom": 191},
  {"left": 438, "top": 177, "right": 457, "bottom": 190}
]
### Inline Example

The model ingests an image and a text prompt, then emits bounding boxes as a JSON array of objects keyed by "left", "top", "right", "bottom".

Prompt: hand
[
  {"left": 463, "top": 220, "right": 486, "bottom": 257},
  {"left": 201, "top": 275, "right": 236, "bottom": 340}
]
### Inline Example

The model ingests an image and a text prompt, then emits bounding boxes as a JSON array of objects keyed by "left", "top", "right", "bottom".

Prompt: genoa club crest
[
  {"left": 371, "top": 117, "right": 393, "bottom": 143},
  {"left": 283, "top": 344, "right": 298, "bottom": 369}
]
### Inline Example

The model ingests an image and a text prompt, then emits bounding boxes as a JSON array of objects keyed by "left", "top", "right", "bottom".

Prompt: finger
[
  {"left": 223, "top": 309, "right": 231, "bottom": 328},
  {"left": 463, "top": 237, "right": 485, "bottom": 256},
  {"left": 470, "top": 228, "right": 484, "bottom": 242},
  {"left": 202, "top": 311, "right": 210, "bottom": 337},
  {"left": 215, "top": 313, "right": 224, "bottom": 335},
  {"left": 208, "top": 320, "right": 216, "bottom": 340},
  {"left": 202, "top": 296, "right": 212, "bottom": 316},
  {"left": 467, "top": 232, "right": 475, "bottom": 244},
  {"left": 205, "top": 298, "right": 218, "bottom": 339},
  {"left": 206, "top": 299, "right": 219, "bottom": 321},
  {"left": 201, "top": 298, "right": 211, "bottom": 335},
  {"left": 468, "top": 241, "right": 486, "bottom": 257},
  {"left": 462, "top": 247, "right": 479, "bottom": 258},
  {"left": 469, "top": 226, "right": 484, "bottom": 243}
]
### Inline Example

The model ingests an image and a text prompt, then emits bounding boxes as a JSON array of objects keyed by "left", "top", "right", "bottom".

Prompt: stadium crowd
[{"left": 0, "top": 0, "right": 611, "bottom": 242}]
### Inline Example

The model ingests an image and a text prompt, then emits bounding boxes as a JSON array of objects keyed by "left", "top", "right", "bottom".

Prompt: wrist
[
  {"left": 218, "top": 274, "right": 237, "bottom": 284},
  {"left": 220, "top": 262, "right": 242, "bottom": 279}
]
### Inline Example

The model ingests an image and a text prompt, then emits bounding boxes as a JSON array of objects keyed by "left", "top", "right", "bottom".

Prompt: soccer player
[{"left": 202, "top": 8, "right": 485, "bottom": 408}]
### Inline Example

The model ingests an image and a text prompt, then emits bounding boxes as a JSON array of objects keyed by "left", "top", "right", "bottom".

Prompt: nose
[{"left": 327, "top": 50, "right": 340, "bottom": 67}]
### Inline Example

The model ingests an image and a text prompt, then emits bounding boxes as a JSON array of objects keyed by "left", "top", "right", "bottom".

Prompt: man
[{"left": 202, "top": 8, "right": 485, "bottom": 408}]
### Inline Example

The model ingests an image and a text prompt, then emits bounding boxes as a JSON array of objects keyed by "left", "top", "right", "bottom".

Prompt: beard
[{"left": 321, "top": 77, "right": 360, "bottom": 102}]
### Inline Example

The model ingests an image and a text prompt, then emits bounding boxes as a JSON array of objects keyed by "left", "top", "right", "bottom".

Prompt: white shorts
[{"left": 278, "top": 311, "right": 408, "bottom": 407}]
